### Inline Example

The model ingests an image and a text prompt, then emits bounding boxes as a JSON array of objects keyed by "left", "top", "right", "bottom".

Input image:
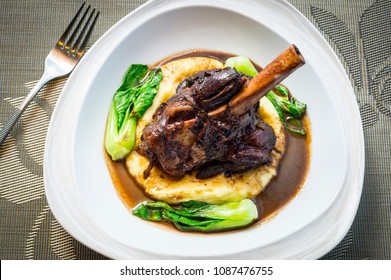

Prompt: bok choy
[
  {"left": 225, "top": 56, "right": 258, "bottom": 77},
  {"left": 266, "top": 85, "right": 307, "bottom": 135},
  {"left": 105, "top": 65, "right": 163, "bottom": 161},
  {"left": 224, "top": 56, "right": 307, "bottom": 135},
  {"left": 132, "top": 199, "right": 258, "bottom": 232}
]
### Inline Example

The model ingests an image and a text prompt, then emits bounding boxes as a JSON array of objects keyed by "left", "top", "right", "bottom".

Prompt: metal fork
[{"left": 0, "top": 3, "right": 99, "bottom": 147}]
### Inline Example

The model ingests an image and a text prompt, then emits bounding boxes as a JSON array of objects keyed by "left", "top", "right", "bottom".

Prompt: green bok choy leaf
[
  {"left": 132, "top": 199, "right": 258, "bottom": 232},
  {"left": 225, "top": 56, "right": 258, "bottom": 77},
  {"left": 224, "top": 56, "right": 307, "bottom": 135},
  {"left": 266, "top": 85, "right": 307, "bottom": 135},
  {"left": 105, "top": 65, "right": 163, "bottom": 161}
]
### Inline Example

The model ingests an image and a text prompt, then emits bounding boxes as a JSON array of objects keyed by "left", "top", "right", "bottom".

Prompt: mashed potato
[{"left": 126, "top": 57, "right": 285, "bottom": 204}]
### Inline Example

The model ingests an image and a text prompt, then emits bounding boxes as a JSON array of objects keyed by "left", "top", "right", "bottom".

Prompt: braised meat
[{"left": 137, "top": 67, "right": 276, "bottom": 179}]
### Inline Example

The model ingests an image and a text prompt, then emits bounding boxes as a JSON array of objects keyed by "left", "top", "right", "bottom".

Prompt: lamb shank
[{"left": 137, "top": 45, "right": 305, "bottom": 179}]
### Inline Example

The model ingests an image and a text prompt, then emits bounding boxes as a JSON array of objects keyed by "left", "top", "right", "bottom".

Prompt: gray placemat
[{"left": 1, "top": 0, "right": 390, "bottom": 259}]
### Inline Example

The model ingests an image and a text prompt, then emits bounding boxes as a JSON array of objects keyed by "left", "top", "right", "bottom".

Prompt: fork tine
[
  {"left": 64, "top": 5, "right": 91, "bottom": 51},
  {"left": 57, "top": 2, "right": 86, "bottom": 48},
  {"left": 72, "top": 10, "right": 100, "bottom": 57}
]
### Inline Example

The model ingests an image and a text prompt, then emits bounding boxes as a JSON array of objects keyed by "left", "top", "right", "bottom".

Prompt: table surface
[{"left": 1, "top": 0, "right": 390, "bottom": 260}]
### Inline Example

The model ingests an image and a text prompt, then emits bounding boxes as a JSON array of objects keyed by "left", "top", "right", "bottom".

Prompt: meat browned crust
[{"left": 137, "top": 67, "right": 276, "bottom": 179}]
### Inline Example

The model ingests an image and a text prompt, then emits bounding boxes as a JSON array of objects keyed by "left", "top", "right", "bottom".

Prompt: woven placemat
[{"left": 1, "top": 0, "right": 390, "bottom": 259}]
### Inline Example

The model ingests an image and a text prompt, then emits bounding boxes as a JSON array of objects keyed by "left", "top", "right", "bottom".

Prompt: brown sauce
[
  {"left": 254, "top": 127, "right": 310, "bottom": 221},
  {"left": 105, "top": 50, "right": 311, "bottom": 230}
]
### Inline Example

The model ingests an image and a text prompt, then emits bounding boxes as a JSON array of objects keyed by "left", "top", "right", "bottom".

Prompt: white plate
[{"left": 44, "top": 0, "right": 364, "bottom": 259}]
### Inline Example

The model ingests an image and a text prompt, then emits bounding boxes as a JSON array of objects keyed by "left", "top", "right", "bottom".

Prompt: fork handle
[
  {"left": 0, "top": 74, "right": 51, "bottom": 148},
  {"left": 0, "top": 109, "right": 23, "bottom": 147}
]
